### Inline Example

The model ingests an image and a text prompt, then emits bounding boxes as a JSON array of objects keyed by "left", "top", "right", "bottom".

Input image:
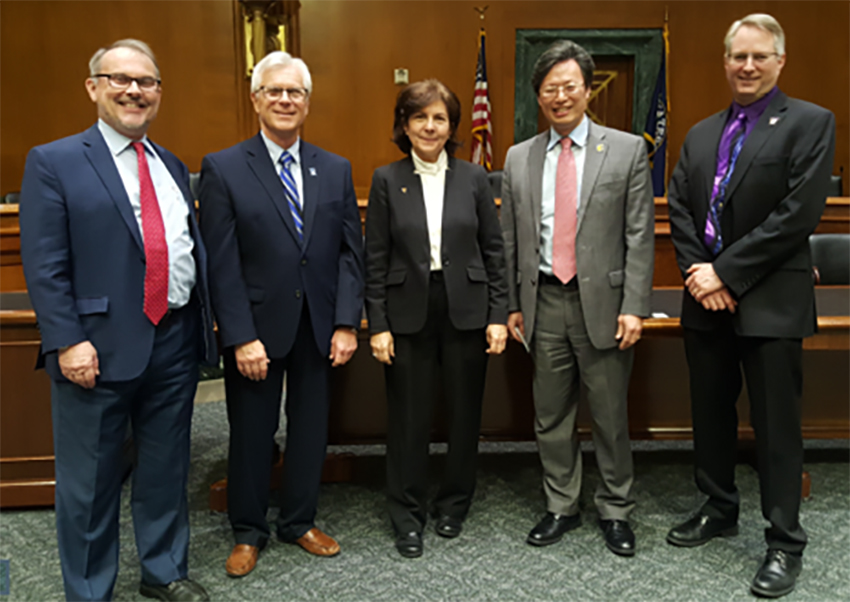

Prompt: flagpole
[{"left": 664, "top": 5, "right": 670, "bottom": 196}]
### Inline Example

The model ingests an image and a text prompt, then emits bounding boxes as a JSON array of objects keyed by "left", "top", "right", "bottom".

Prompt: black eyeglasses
[{"left": 94, "top": 73, "right": 161, "bottom": 91}]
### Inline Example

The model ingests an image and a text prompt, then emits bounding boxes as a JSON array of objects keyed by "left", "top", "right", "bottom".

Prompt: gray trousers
[{"left": 531, "top": 282, "right": 635, "bottom": 520}]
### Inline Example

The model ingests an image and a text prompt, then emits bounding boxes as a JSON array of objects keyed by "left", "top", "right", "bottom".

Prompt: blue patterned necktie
[
  {"left": 705, "top": 112, "right": 747, "bottom": 255},
  {"left": 279, "top": 150, "right": 303, "bottom": 240}
]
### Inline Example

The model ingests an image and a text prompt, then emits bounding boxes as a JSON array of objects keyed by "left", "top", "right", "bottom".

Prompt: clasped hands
[
  {"left": 235, "top": 327, "right": 358, "bottom": 381},
  {"left": 369, "top": 324, "right": 508, "bottom": 366},
  {"left": 685, "top": 263, "right": 737, "bottom": 313}
]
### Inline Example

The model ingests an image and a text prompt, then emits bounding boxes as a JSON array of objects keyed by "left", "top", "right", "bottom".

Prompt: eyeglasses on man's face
[
  {"left": 726, "top": 52, "right": 779, "bottom": 66},
  {"left": 539, "top": 82, "right": 585, "bottom": 100},
  {"left": 95, "top": 73, "right": 161, "bottom": 91},
  {"left": 258, "top": 86, "right": 308, "bottom": 102}
]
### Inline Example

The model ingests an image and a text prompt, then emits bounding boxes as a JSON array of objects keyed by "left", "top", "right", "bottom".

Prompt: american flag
[{"left": 470, "top": 28, "right": 493, "bottom": 171}]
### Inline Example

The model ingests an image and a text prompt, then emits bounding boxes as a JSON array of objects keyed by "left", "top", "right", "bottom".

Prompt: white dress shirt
[
  {"left": 98, "top": 120, "right": 195, "bottom": 308},
  {"left": 261, "top": 131, "right": 304, "bottom": 209},
  {"left": 412, "top": 149, "right": 449, "bottom": 271},
  {"left": 539, "top": 115, "right": 589, "bottom": 275}
]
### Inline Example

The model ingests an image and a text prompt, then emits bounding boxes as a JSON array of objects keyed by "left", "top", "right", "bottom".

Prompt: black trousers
[
  {"left": 385, "top": 273, "right": 489, "bottom": 534},
  {"left": 684, "top": 326, "right": 807, "bottom": 554},
  {"left": 225, "top": 304, "right": 331, "bottom": 547}
]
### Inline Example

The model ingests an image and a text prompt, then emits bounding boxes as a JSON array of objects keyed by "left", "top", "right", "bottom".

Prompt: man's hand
[
  {"left": 615, "top": 314, "right": 643, "bottom": 350},
  {"left": 685, "top": 263, "right": 724, "bottom": 301},
  {"left": 235, "top": 339, "right": 270, "bottom": 381},
  {"left": 58, "top": 341, "right": 99, "bottom": 389},
  {"left": 507, "top": 312, "right": 525, "bottom": 343},
  {"left": 329, "top": 328, "right": 358, "bottom": 367},
  {"left": 700, "top": 287, "right": 738, "bottom": 313},
  {"left": 370, "top": 331, "right": 394, "bottom": 365},
  {"left": 486, "top": 324, "right": 508, "bottom": 355}
]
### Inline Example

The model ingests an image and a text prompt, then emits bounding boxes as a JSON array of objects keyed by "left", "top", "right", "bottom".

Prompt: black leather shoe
[
  {"left": 600, "top": 519, "right": 635, "bottom": 556},
  {"left": 435, "top": 515, "right": 463, "bottom": 539},
  {"left": 139, "top": 578, "right": 210, "bottom": 601},
  {"left": 395, "top": 531, "right": 423, "bottom": 558},
  {"left": 666, "top": 513, "right": 738, "bottom": 547},
  {"left": 751, "top": 550, "right": 802, "bottom": 598},
  {"left": 526, "top": 512, "right": 581, "bottom": 546}
]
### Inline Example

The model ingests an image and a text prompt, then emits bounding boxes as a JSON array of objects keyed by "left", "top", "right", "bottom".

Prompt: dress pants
[
  {"left": 684, "top": 325, "right": 807, "bottom": 554},
  {"left": 52, "top": 304, "right": 200, "bottom": 602},
  {"left": 385, "top": 273, "right": 488, "bottom": 534},
  {"left": 225, "top": 303, "right": 331, "bottom": 547},
  {"left": 531, "top": 280, "right": 635, "bottom": 519}
]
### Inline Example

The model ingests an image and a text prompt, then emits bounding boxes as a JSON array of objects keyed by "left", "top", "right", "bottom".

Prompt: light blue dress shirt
[
  {"left": 98, "top": 120, "right": 196, "bottom": 308},
  {"left": 539, "top": 114, "right": 589, "bottom": 275}
]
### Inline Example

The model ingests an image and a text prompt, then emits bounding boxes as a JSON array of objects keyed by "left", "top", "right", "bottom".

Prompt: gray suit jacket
[{"left": 500, "top": 121, "right": 655, "bottom": 350}]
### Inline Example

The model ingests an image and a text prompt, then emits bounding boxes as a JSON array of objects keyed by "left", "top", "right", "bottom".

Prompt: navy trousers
[{"left": 52, "top": 305, "right": 200, "bottom": 601}]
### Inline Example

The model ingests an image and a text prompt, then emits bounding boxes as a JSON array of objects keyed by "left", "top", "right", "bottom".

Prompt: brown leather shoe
[
  {"left": 225, "top": 544, "right": 259, "bottom": 577},
  {"left": 293, "top": 528, "right": 340, "bottom": 556}
]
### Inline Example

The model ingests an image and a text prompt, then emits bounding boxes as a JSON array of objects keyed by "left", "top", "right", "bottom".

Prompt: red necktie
[
  {"left": 132, "top": 142, "right": 169, "bottom": 325},
  {"left": 552, "top": 137, "right": 577, "bottom": 284}
]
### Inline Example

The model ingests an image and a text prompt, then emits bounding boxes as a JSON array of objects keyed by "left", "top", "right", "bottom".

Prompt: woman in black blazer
[{"left": 364, "top": 79, "right": 508, "bottom": 558}]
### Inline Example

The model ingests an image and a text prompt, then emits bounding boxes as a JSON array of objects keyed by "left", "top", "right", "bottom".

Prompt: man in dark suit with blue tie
[
  {"left": 19, "top": 39, "right": 216, "bottom": 601},
  {"left": 198, "top": 51, "right": 364, "bottom": 577},
  {"left": 666, "top": 14, "right": 835, "bottom": 598}
]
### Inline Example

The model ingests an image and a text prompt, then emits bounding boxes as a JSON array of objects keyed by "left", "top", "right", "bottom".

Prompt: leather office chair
[
  {"left": 3, "top": 192, "right": 20, "bottom": 204},
  {"left": 189, "top": 172, "right": 201, "bottom": 200},
  {"left": 487, "top": 170, "right": 503, "bottom": 199},
  {"left": 827, "top": 174, "right": 843, "bottom": 197},
  {"left": 810, "top": 233, "right": 850, "bottom": 285}
]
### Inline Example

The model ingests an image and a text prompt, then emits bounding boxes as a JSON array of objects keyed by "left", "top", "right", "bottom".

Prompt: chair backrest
[
  {"left": 3, "top": 192, "right": 20, "bottom": 204},
  {"left": 810, "top": 233, "right": 850, "bottom": 285},
  {"left": 189, "top": 172, "right": 201, "bottom": 200},
  {"left": 827, "top": 174, "right": 843, "bottom": 197},
  {"left": 487, "top": 170, "right": 503, "bottom": 199}
]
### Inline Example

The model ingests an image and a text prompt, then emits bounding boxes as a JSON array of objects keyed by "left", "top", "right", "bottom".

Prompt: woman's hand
[
  {"left": 486, "top": 324, "right": 508, "bottom": 355},
  {"left": 370, "top": 331, "right": 395, "bottom": 365}
]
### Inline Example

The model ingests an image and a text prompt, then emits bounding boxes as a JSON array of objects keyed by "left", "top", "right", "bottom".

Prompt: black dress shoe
[
  {"left": 751, "top": 550, "right": 802, "bottom": 598},
  {"left": 395, "top": 531, "right": 423, "bottom": 558},
  {"left": 139, "top": 578, "right": 210, "bottom": 601},
  {"left": 526, "top": 512, "right": 581, "bottom": 546},
  {"left": 435, "top": 515, "right": 463, "bottom": 539},
  {"left": 600, "top": 519, "right": 635, "bottom": 556},
  {"left": 666, "top": 513, "right": 738, "bottom": 547}
]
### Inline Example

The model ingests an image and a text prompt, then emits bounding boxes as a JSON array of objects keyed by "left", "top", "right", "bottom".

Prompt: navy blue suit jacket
[
  {"left": 19, "top": 125, "right": 217, "bottom": 382},
  {"left": 198, "top": 134, "right": 364, "bottom": 358}
]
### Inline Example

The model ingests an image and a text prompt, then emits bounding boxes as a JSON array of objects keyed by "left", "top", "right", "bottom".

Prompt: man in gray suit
[{"left": 500, "top": 40, "right": 654, "bottom": 556}]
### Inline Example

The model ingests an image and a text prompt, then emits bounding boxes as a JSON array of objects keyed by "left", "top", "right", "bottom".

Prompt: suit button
[
  {"left": 443, "top": 259, "right": 450, "bottom": 267},
  {"left": 301, "top": 259, "right": 307, "bottom": 266},
  {"left": 531, "top": 278, "right": 536, "bottom": 286},
  {"left": 295, "top": 290, "right": 302, "bottom": 298}
]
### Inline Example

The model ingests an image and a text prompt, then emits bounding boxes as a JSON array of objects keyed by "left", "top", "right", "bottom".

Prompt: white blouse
[{"left": 411, "top": 149, "right": 449, "bottom": 271}]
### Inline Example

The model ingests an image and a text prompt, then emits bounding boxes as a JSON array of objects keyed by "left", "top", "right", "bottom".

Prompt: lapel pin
[
  {"left": 597, "top": 143, "right": 604, "bottom": 152},
  {"left": 401, "top": 187, "right": 408, "bottom": 193},
  {"left": 769, "top": 116, "right": 780, "bottom": 126},
  {"left": 309, "top": 167, "right": 317, "bottom": 176}
]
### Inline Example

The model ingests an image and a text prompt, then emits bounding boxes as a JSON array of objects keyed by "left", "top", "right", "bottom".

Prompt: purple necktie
[{"left": 705, "top": 112, "right": 747, "bottom": 255}]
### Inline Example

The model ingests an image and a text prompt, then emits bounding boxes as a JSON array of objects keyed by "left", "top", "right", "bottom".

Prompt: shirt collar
[
  {"left": 411, "top": 148, "right": 449, "bottom": 176},
  {"left": 732, "top": 86, "right": 779, "bottom": 122},
  {"left": 261, "top": 130, "right": 300, "bottom": 165},
  {"left": 98, "top": 119, "right": 152, "bottom": 157},
  {"left": 547, "top": 114, "right": 589, "bottom": 152}
]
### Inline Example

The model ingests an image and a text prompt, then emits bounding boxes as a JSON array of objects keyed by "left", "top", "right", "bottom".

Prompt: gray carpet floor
[{"left": 1, "top": 399, "right": 848, "bottom": 601}]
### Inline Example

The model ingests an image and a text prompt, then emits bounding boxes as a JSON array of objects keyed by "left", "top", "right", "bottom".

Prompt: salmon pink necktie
[
  {"left": 132, "top": 141, "right": 169, "bottom": 325},
  {"left": 552, "top": 137, "right": 577, "bottom": 284}
]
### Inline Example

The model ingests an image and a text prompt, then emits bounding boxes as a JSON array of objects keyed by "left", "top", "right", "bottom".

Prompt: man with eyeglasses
[
  {"left": 666, "top": 13, "right": 835, "bottom": 598},
  {"left": 198, "top": 51, "right": 363, "bottom": 577},
  {"left": 500, "top": 40, "right": 654, "bottom": 556},
  {"left": 19, "top": 39, "right": 216, "bottom": 601}
]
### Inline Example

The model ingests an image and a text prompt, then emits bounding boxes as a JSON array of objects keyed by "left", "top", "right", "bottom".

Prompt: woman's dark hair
[
  {"left": 392, "top": 79, "right": 462, "bottom": 156},
  {"left": 531, "top": 40, "right": 595, "bottom": 94}
]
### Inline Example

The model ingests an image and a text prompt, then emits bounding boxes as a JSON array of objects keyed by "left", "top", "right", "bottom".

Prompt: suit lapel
[
  {"left": 527, "top": 132, "right": 548, "bottom": 242},
  {"left": 300, "top": 141, "right": 319, "bottom": 248},
  {"left": 81, "top": 125, "right": 144, "bottom": 254},
  {"left": 400, "top": 158, "right": 430, "bottom": 260},
  {"left": 244, "top": 133, "right": 302, "bottom": 245},
  {"left": 724, "top": 92, "right": 789, "bottom": 202},
  {"left": 578, "top": 123, "right": 607, "bottom": 233},
  {"left": 700, "top": 110, "right": 730, "bottom": 205}
]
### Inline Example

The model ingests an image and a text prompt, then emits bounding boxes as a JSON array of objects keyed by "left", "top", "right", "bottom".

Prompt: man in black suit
[
  {"left": 199, "top": 51, "right": 363, "bottom": 576},
  {"left": 666, "top": 13, "right": 835, "bottom": 599}
]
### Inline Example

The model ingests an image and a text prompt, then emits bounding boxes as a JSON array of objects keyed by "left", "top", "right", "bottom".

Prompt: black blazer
[
  {"left": 365, "top": 156, "right": 508, "bottom": 335},
  {"left": 198, "top": 134, "right": 364, "bottom": 358},
  {"left": 668, "top": 91, "right": 836, "bottom": 338}
]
